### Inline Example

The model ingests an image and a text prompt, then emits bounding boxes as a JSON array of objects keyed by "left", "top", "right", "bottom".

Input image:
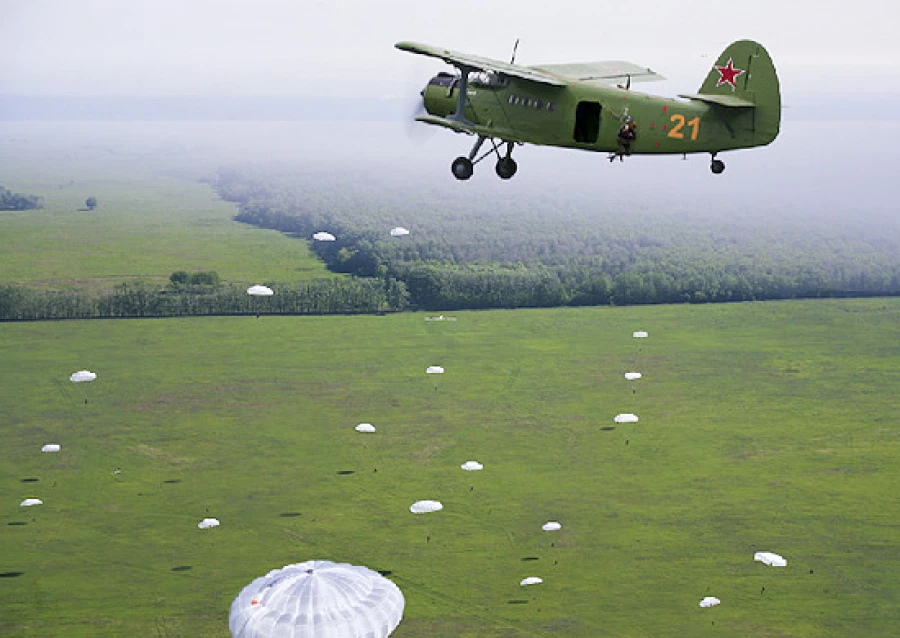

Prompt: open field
[
  {"left": 0, "top": 123, "right": 336, "bottom": 292},
  {"left": 2, "top": 299, "right": 898, "bottom": 636}
]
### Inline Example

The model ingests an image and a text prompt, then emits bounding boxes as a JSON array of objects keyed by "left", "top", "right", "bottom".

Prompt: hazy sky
[{"left": 2, "top": 0, "right": 897, "bottom": 99}]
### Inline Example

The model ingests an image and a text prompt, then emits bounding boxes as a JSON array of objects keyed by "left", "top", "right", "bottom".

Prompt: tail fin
[{"left": 698, "top": 40, "right": 781, "bottom": 145}]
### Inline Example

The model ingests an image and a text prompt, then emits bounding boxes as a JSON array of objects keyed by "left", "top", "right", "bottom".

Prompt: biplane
[{"left": 396, "top": 40, "right": 780, "bottom": 179}]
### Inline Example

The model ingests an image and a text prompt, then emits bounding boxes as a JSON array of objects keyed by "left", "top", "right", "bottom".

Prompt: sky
[
  {"left": 2, "top": 0, "right": 898, "bottom": 100},
  {"left": 2, "top": 0, "right": 899, "bottom": 217}
]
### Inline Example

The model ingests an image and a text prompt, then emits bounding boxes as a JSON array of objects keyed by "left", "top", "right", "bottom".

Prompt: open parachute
[{"left": 230, "top": 560, "right": 404, "bottom": 637}]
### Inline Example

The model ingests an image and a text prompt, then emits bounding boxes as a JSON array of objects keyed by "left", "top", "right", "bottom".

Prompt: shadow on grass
[
  {"left": 599, "top": 426, "right": 616, "bottom": 432},
  {"left": 279, "top": 512, "right": 302, "bottom": 518},
  {"left": 171, "top": 566, "right": 192, "bottom": 572},
  {"left": 507, "top": 600, "right": 529, "bottom": 605},
  {"left": 163, "top": 479, "right": 182, "bottom": 484},
  {"left": 20, "top": 478, "right": 39, "bottom": 483},
  {"left": 0, "top": 572, "right": 25, "bottom": 578},
  {"left": 336, "top": 470, "right": 355, "bottom": 475},
  {"left": 521, "top": 557, "right": 540, "bottom": 561},
  {"left": 8, "top": 522, "right": 28, "bottom": 526}
]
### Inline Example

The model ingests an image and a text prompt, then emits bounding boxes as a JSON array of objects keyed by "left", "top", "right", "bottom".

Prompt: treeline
[
  {"left": 0, "top": 279, "right": 409, "bottom": 321},
  {"left": 216, "top": 166, "right": 900, "bottom": 310},
  {"left": 1, "top": 185, "right": 44, "bottom": 211}
]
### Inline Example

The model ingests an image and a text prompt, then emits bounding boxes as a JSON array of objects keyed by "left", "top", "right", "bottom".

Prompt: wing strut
[{"left": 449, "top": 65, "right": 475, "bottom": 125}]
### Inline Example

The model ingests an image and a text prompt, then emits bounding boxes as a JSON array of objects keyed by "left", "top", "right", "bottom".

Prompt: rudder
[{"left": 699, "top": 40, "right": 781, "bottom": 145}]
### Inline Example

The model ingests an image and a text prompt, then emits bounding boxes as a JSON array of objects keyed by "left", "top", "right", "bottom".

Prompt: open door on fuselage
[{"left": 574, "top": 101, "right": 602, "bottom": 144}]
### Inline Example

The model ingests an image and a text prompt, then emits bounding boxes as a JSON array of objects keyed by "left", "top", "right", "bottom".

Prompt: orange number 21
[{"left": 668, "top": 115, "right": 700, "bottom": 141}]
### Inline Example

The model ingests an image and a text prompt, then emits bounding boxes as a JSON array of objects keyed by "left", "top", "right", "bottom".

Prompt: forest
[
  {"left": 3, "top": 159, "right": 898, "bottom": 322},
  {"left": 216, "top": 164, "right": 900, "bottom": 311}
]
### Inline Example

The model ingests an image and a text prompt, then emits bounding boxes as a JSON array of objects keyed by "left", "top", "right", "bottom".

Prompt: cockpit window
[
  {"left": 428, "top": 72, "right": 456, "bottom": 88},
  {"left": 471, "top": 71, "right": 509, "bottom": 88}
]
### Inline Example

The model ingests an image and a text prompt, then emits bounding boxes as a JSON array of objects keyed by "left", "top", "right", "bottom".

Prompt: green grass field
[
  {"left": 0, "top": 126, "right": 335, "bottom": 292},
  {"left": 2, "top": 299, "right": 899, "bottom": 636}
]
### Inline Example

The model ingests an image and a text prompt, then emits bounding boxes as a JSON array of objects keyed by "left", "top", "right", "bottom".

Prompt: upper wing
[
  {"left": 396, "top": 42, "right": 665, "bottom": 87},
  {"left": 395, "top": 41, "right": 567, "bottom": 87},
  {"left": 530, "top": 61, "right": 665, "bottom": 84}
]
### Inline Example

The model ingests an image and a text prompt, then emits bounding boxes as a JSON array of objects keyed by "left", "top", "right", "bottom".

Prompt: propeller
[
  {"left": 405, "top": 87, "right": 434, "bottom": 143},
  {"left": 400, "top": 54, "right": 437, "bottom": 143}
]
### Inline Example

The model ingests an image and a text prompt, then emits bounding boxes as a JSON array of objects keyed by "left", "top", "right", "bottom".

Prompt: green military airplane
[{"left": 396, "top": 39, "right": 780, "bottom": 179}]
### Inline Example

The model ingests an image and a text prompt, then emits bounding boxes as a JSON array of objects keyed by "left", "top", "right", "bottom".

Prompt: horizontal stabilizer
[{"left": 679, "top": 92, "right": 756, "bottom": 108}]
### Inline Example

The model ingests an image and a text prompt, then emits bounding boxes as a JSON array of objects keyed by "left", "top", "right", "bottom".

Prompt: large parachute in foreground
[{"left": 229, "top": 560, "right": 404, "bottom": 637}]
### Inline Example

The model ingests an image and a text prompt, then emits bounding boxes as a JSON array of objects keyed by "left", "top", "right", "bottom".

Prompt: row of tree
[
  {"left": 394, "top": 262, "right": 894, "bottom": 309},
  {"left": 0, "top": 279, "right": 409, "bottom": 321}
]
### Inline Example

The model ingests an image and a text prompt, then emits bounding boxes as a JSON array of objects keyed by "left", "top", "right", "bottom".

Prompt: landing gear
[
  {"left": 450, "top": 136, "right": 519, "bottom": 180},
  {"left": 710, "top": 153, "right": 725, "bottom": 175},
  {"left": 451, "top": 157, "right": 474, "bottom": 180},
  {"left": 496, "top": 157, "right": 517, "bottom": 179},
  {"left": 495, "top": 142, "right": 517, "bottom": 179}
]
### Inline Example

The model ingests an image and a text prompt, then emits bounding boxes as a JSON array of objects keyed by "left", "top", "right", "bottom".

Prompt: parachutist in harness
[{"left": 610, "top": 117, "right": 637, "bottom": 162}]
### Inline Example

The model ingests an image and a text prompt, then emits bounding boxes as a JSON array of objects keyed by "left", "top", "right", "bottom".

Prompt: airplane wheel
[
  {"left": 451, "top": 157, "right": 474, "bottom": 180},
  {"left": 711, "top": 159, "right": 725, "bottom": 174},
  {"left": 496, "top": 157, "right": 518, "bottom": 180}
]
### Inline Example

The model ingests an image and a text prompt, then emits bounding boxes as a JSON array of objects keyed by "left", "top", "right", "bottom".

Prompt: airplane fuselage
[{"left": 422, "top": 77, "right": 777, "bottom": 156}]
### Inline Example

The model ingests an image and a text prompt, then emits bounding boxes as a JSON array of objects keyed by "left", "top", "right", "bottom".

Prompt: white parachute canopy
[
  {"left": 313, "top": 231, "right": 336, "bottom": 242},
  {"left": 624, "top": 372, "right": 642, "bottom": 381},
  {"left": 389, "top": 227, "right": 410, "bottom": 237},
  {"left": 69, "top": 370, "right": 97, "bottom": 383},
  {"left": 198, "top": 518, "right": 220, "bottom": 529},
  {"left": 460, "top": 461, "right": 483, "bottom": 471},
  {"left": 21, "top": 498, "right": 43, "bottom": 507},
  {"left": 41, "top": 444, "right": 61, "bottom": 453},
  {"left": 246, "top": 285, "right": 274, "bottom": 297},
  {"left": 355, "top": 423, "right": 377, "bottom": 433},
  {"left": 230, "top": 560, "right": 404, "bottom": 638},
  {"left": 520, "top": 577, "right": 543, "bottom": 586},
  {"left": 425, "top": 366, "right": 444, "bottom": 374},
  {"left": 542, "top": 521, "right": 562, "bottom": 531},
  {"left": 633, "top": 331, "right": 649, "bottom": 338},
  {"left": 754, "top": 551, "right": 787, "bottom": 567},
  {"left": 614, "top": 413, "right": 639, "bottom": 423},
  {"left": 409, "top": 500, "right": 443, "bottom": 514},
  {"left": 699, "top": 597, "right": 721, "bottom": 608}
]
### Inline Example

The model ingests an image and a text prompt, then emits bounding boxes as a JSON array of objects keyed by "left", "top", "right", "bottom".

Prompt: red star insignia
[{"left": 714, "top": 57, "right": 745, "bottom": 89}]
